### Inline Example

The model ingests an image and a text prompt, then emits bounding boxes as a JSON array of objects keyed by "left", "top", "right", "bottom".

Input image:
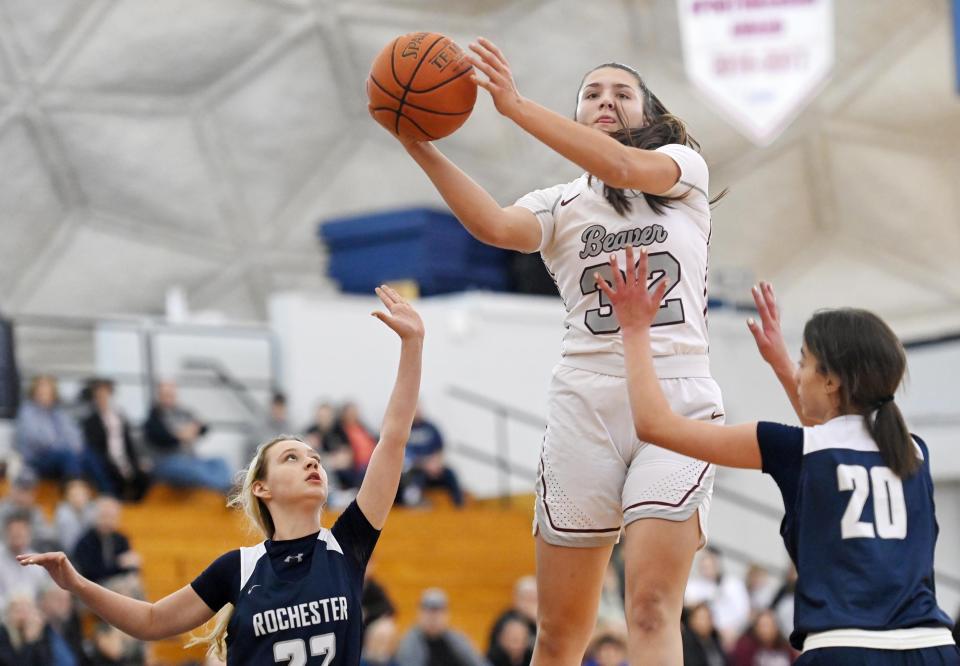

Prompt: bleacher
[{"left": 20, "top": 480, "right": 536, "bottom": 664}]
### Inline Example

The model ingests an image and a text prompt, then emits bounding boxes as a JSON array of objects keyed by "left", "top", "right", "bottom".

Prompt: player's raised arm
[
  {"left": 468, "top": 38, "right": 681, "bottom": 194},
  {"left": 356, "top": 285, "right": 425, "bottom": 530},
  {"left": 597, "top": 246, "right": 762, "bottom": 469},
  {"left": 746, "top": 282, "right": 820, "bottom": 426},
  {"left": 17, "top": 551, "right": 213, "bottom": 641}
]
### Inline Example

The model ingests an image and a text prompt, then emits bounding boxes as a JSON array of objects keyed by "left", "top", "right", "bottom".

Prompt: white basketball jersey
[{"left": 515, "top": 144, "right": 712, "bottom": 378}]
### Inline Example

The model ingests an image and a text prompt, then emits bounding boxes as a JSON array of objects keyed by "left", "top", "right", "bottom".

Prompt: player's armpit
[{"left": 145, "top": 585, "right": 217, "bottom": 641}]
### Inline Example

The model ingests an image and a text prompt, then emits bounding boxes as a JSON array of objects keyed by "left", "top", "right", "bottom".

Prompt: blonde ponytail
[{"left": 186, "top": 435, "right": 301, "bottom": 658}]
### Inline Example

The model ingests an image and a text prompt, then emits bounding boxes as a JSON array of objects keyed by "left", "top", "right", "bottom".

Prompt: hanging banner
[{"left": 677, "top": 0, "right": 834, "bottom": 146}]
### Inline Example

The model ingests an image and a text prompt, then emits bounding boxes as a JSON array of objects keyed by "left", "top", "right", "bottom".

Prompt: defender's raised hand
[
  {"left": 372, "top": 285, "right": 425, "bottom": 342},
  {"left": 746, "top": 281, "right": 793, "bottom": 372},
  {"left": 595, "top": 245, "right": 668, "bottom": 332}
]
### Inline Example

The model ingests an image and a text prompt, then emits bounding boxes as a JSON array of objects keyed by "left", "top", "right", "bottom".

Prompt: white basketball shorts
[{"left": 534, "top": 362, "right": 724, "bottom": 548}]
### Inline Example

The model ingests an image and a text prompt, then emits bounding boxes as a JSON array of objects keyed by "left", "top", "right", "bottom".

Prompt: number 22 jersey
[{"left": 514, "top": 143, "right": 712, "bottom": 377}]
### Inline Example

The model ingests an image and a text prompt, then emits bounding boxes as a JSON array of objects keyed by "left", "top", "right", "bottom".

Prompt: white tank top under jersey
[{"left": 514, "top": 143, "right": 713, "bottom": 379}]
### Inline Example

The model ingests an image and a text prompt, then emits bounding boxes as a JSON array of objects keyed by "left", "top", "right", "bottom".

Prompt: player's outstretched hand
[
  {"left": 372, "top": 285, "right": 425, "bottom": 342},
  {"left": 746, "top": 281, "right": 793, "bottom": 372},
  {"left": 17, "top": 552, "right": 83, "bottom": 592},
  {"left": 595, "top": 246, "right": 668, "bottom": 332},
  {"left": 468, "top": 37, "right": 523, "bottom": 119}
]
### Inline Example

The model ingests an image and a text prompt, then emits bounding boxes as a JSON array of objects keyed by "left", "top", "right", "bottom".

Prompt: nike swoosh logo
[
  {"left": 710, "top": 411, "right": 724, "bottom": 420},
  {"left": 247, "top": 585, "right": 261, "bottom": 595},
  {"left": 560, "top": 193, "right": 580, "bottom": 206}
]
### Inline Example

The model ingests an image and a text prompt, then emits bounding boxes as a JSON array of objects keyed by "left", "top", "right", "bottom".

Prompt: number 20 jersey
[{"left": 514, "top": 143, "right": 712, "bottom": 377}]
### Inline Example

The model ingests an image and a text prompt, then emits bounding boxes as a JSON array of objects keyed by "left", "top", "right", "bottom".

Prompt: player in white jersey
[{"left": 374, "top": 37, "right": 723, "bottom": 665}]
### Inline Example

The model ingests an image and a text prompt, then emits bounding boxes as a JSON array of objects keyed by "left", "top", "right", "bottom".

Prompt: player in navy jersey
[
  {"left": 594, "top": 246, "right": 959, "bottom": 665},
  {"left": 17, "top": 285, "right": 424, "bottom": 666}
]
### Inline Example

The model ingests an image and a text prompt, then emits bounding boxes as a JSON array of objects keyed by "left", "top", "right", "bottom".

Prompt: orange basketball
[{"left": 367, "top": 32, "right": 477, "bottom": 141}]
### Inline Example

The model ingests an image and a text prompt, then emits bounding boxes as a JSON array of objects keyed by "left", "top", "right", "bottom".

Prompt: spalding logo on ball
[{"left": 367, "top": 32, "right": 478, "bottom": 141}]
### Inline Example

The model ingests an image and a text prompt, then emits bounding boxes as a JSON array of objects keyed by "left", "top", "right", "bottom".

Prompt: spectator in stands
[
  {"left": 681, "top": 602, "right": 728, "bottom": 666},
  {"left": 744, "top": 563, "right": 777, "bottom": 616},
  {"left": 87, "top": 621, "right": 145, "bottom": 666},
  {"left": 395, "top": 588, "right": 487, "bottom": 666},
  {"left": 143, "top": 380, "right": 232, "bottom": 493},
  {"left": 338, "top": 402, "right": 378, "bottom": 478},
  {"left": 248, "top": 391, "right": 292, "bottom": 462},
  {"left": 14, "top": 376, "right": 87, "bottom": 482},
  {"left": 362, "top": 616, "right": 398, "bottom": 666},
  {"left": 399, "top": 405, "right": 464, "bottom": 507},
  {"left": 769, "top": 564, "right": 797, "bottom": 639},
  {"left": 0, "top": 512, "right": 48, "bottom": 607},
  {"left": 487, "top": 615, "right": 531, "bottom": 666},
  {"left": 83, "top": 379, "right": 150, "bottom": 502},
  {"left": 0, "top": 469, "right": 57, "bottom": 550},
  {"left": 53, "top": 479, "right": 96, "bottom": 556},
  {"left": 0, "top": 595, "right": 55, "bottom": 665},
  {"left": 72, "top": 497, "right": 141, "bottom": 587},
  {"left": 488, "top": 575, "right": 537, "bottom": 664},
  {"left": 37, "top": 583, "right": 82, "bottom": 666},
  {"left": 684, "top": 546, "right": 751, "bottom": 648},
  {"left": 305, "top": 402, "right": 359, "bottom": 491},
  {"left": 729, "top": 608, "right": 794, "bottom": 666},
  {"left": 362, "top": 558, "right": 396, "bottom": 629},
  {"left": 584, "top": 631, "right": 628, "bottom": 666}
]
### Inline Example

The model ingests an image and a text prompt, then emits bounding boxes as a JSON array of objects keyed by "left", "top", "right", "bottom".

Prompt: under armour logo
[{"left": 284, "top": 553, "right": 304, "bottom": 564}]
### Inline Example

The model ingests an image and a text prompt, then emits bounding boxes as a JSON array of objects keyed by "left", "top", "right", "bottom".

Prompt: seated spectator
[
  {"left": 305, "top": 402, "right": 358, "bottom": 491},
  {"left": 338, "top": 402, "right": 377, "bottom": 476},
  {"left": 584, "top": 630, "right": 628, "bottom": 666},
  {"left": 729, "top": 609, "right": 794, "bottom": 666},
  {"left": 0, "top": 595, "right": 55, "bottom": 666},
  {"left": 82, "top": 379, "right": 150, "bottom": 501},
  {"left": 247, "top": 392, "right": 292, "bottom": 461},
  {"left": 143, "top": 380, "right": 232, "bottom": 493},
  {"left": 362, "top": 558, "right": 396, "bottom": 629},
  {"left": 685, "top": 546, "right": 751, "bottom": 648},
  {"left": 14, "top": 376, "right": 90, "bottom": 483},
  {"left": 682, "top": 602, "right": 728, "bottom": 666},
  {"left": 744, "top": 563, "right": 777, "bottom": 616},
  {"left": 0, "top": 512, "right": 48, "bottom": 607},
  {"left": 87, "top": 622, "right": 144, "bottom": 666},
  {"left": 488, "top": 575, "right": 536, "bottom": 665},
  {"left": 399, "top": 405, "right": 464, "bottom": 507},
  {"left": 53, "top": 479, "right": 96, "bottom": 556},
  {"left": 0, "top": 469, "right": 57, "bottom": 550},
  {"left": 72, "top": 497, "right": 142, "bottom": 587},
  {"left": 487, "top": 615, "right": 531, "bottom": 666},
  {"left": 361, "top": 616, "right": 398, "bottom": 666},
  {"left": 37, "top": 583, "right": 82, "bottom": 666},
  {"left": 395, "top": 588, "right": 486, "bottom": 666}
]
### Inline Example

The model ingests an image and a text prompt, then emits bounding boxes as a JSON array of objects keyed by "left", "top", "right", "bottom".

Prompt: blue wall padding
[{"left": 319, "top": 208, "right": 511, "bottom": 295}]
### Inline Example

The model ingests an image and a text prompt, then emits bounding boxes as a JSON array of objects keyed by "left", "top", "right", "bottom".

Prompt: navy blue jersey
[
  {"left": 757, "top": 416, "right": 954, "bottom": 650},
  {"left": 191, "top": 501, "right": 379, "bottom": 665}
]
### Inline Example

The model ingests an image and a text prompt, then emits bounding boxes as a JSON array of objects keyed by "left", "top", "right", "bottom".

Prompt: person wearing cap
[{"left": 395, "top": 588, "right": 488, "bottom": 666}]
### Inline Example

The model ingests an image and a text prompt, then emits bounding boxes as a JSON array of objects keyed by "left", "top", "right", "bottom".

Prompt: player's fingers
[
  {"left": 382, "top": 284, "right": 405, "bottom": 304},
  {"left": 471, "top": 75, "right": 494, "bottom": 94},
  {"left": 468, "top": 42, "right": 506, "bottom": 77},
  {"left": 624, "top": 245, "right": 637, "bottom": 283},
  {"left": 476, "top": 37, "right": 510, "bottom": 69},
  {"left": 595, "top": 273, "right": 616, "bottom": 301},
  {"left": 638, "top": 247, "right": 650, "bottom": 287},
  {"left": 609, "top": 254, "right": 626, "bottom": 291},
  {"left": 746, "top": 317, "right": 766, "bottom": 344},
  {"left": 762, "top": 281, "right": 779, "bottom": 319},
  {"left": 752, "top": 285, "right": 773, "bottom": 324},
  {"left": 652, "top": 278, "right": 668, "bottom": 303}
]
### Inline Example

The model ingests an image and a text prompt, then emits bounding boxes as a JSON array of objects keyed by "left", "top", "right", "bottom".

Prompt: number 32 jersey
[{"left": 514, "top": 143, "right": 712, "bottom": 377}]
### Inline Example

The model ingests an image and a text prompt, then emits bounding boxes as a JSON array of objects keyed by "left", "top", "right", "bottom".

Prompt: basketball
[{"left": 367, "top": 32, "right": 477, "bottom": 141}]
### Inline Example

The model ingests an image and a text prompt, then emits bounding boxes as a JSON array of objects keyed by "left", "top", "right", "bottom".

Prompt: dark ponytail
[
  {"left": 803, "top": 309, "right": 919, "bottom": 478},
  {"left": 577, "top": 63, "right": 725, "bottom": 217}
]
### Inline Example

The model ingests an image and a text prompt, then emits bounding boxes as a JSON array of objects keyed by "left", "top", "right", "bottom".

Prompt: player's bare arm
[
  {"left": 356, "top": 285, "right": 425, "bottom": 530},
  {"left": 747, "top": 281, "right": 820, "bottom": 427},
  {"left": 598, "top": 246, "right": 762, "bottom": 469},
  {"left": 17, "top": 552, "right": 213, "bottom": 641},
  {"left": 468, "top": 37, "right": 680, "bottom": 194}
]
